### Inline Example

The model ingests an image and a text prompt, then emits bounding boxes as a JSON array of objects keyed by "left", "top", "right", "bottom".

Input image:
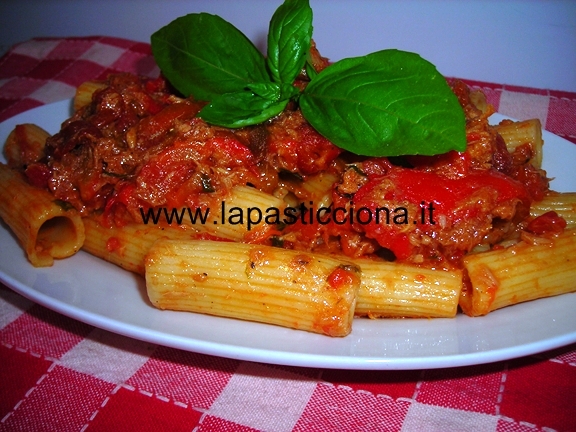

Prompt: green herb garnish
[
  {"left": 300, "top": 49, "right": 466, "bottom": 156},
  {"left": 151, "top": 0, "right": 466, "bottom": 157},
  {"left": 266, "top": 0, "right": 313, "bottom": 86},
  {"left": 151, "top": 13, "right": 269, "bottom": 102}
]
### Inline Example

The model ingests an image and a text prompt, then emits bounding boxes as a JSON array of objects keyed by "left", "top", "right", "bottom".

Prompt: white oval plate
[{"left": 1, "top": 99, "right": 575, "bottom": 370}]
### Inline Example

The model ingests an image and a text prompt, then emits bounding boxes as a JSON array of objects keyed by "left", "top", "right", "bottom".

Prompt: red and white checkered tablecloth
[{"left": 0, "top": 37, "right": 575, "bottom": 432}]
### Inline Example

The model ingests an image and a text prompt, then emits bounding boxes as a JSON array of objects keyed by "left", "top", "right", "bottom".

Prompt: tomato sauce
[{"left": 33, "top": 73, "right": 562, "bottom": 269}]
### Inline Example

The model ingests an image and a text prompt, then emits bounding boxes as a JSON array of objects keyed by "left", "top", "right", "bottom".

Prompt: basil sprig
[
  {"left": 151, "top": 0, "right": 466, "bottom": 156},
  {"left": 151, "top": 13, "right": 269, "bottom": 101},
  {"left": 300, "top": 49, "right": 466, "bottom": 156},
  {"left": 267, "top": 0, "right": 313, "bottom": 85}
]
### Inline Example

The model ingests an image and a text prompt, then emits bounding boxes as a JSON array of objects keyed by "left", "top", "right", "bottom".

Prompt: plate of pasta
[
  {"left": 0, "top": 90, "right": 575, "bottom": 370},
  {"left": 0, "top": 0, "right": 575, "bottom": 369}
]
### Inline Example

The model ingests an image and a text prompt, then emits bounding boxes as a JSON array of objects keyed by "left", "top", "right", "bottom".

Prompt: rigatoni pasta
[
  {"left": 3, "top": 123, "right": 49, "bottom": 169},
  {"left": 73, "top": 80, "right": 108, "bottom": 112},
  {"left": 0, "top": 163, "right": 85, "bottom": 267},
  {"left": 530, "top": 192, "right": 576, "bottom": 228},
  {"left": 494, "top": 118, "right": 543, "bottom": 168},
  {"left": 82, "top": 217, "right": 198, "bottom": 275},
  {"left": 191, "top": 185, "right": 288, "bottom": 242},
  {"left": 145, "top": 239, "right": 360, "bottom": 336},
  {"left": 352, "top": 259, "right": 462, "bottom": 319},
  {"left": 461, "top": 228, "right": 576, "bottom": 316}
]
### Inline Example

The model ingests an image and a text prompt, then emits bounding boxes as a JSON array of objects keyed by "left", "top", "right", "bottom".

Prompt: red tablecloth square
[
  {"left": 87, "top": 385, "right": 203, "bottom": 432},
  {"left": 0, "top": 344, "right": 52, "bottom": 420},
  {"left": 56, "top": 59, "right": 107, "bottom": 88},
  {"left": 0, "top": 53, "right": 39, "bottom": 79},
  {"left": 499, "top": 357, "right": 576, "bottom": 431},
  {"left": 25, "top": 59, "right": 73, "bottom": 81}
]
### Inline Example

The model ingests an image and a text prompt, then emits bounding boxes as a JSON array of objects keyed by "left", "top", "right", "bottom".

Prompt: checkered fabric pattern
[
  {"left": 0, "top": 37, "right": 159, "bottom": 123},
  {"left": 1, "top": 285, "right": 576, "bottom": 432},
  {"left": 0, "top": 37, "right": 575, "bottom": 432}
]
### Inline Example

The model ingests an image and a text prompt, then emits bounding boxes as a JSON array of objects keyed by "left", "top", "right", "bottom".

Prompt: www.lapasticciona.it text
[{"left": 139, "top": 202, "right": 437, "bottom": 231}]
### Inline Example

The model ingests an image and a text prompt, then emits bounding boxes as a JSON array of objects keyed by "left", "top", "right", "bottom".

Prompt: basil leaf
[
  {"left": 300, "top": 49, "right": 467, "bottom": 157},
  {"left": 151, "top": 13, "right": 269, "bottom": 101},
  {"left": 247, "top": 82, "right": 300, "bottom": 102},
  {"left": 267, "top": 0, "right": 313, "bottom": 85},
  {"left": 198, "top": 90, "right": 288, "bottom": 128},
  {"left": 279, "top": 82, "right": 301, "bottom": 100},
  {"left": 247, "top": 82, "right": 282, "bottom": 100}
]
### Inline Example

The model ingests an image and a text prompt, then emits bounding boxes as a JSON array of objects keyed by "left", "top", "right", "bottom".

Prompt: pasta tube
[
  {"left": 531, "top": 192, "right": 576, "bottom": 228},
  {"left": 3, "top": 123, "right": 49, "bottom": 168},
  {"left": 192, "top": 185, "right": 287, "bottom": 243},
  {"left": 461, "top": 228, "right": 576, "bottom": 316},
  {"left": 299, "top": 171, "right": 339, "bottom": 206},
  {"left": 494, "top": 119, "right": 543, "bottom": 168},
  {"left": 352, "top": 259, "right": 463, "bottom": 318},
  {"left": 0, "top": 163, "right": 85, "bottom": 267},
  {"left": 74, "top": 80, "right": 107, "bottom": 111},
  {"left": 82, "top": 217, "right": 198, "bottom": 275},
  {"left": 145, "top": 239, "right": 360, "bottom": 336}
]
